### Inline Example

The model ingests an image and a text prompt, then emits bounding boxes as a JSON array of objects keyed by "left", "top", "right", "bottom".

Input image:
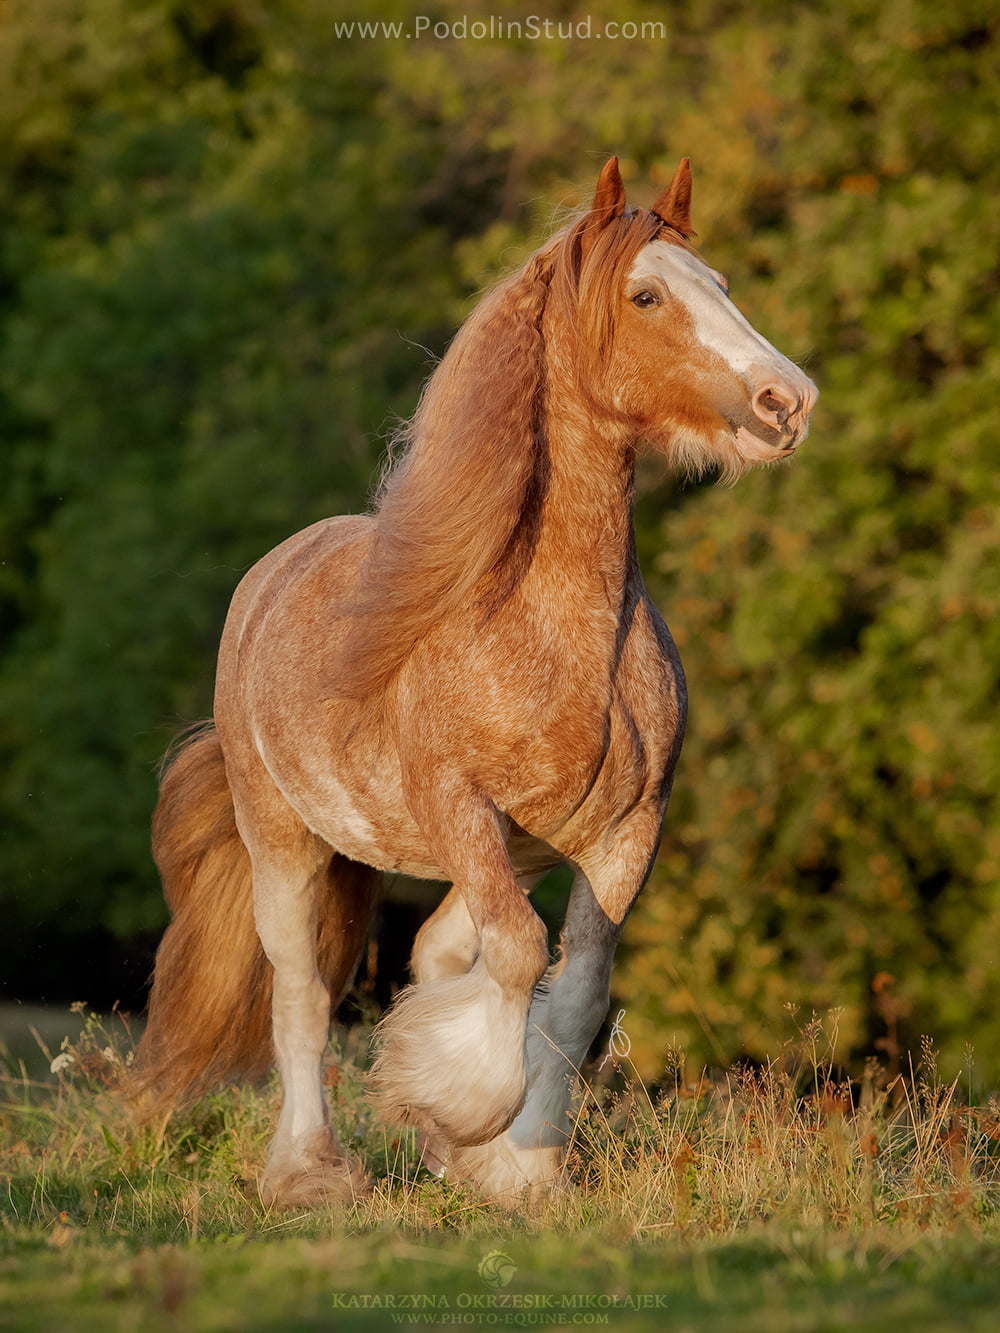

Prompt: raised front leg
[
  {"left": 441, "top": 870, "right": 619, "bottom": 1195},
  {"left": 369, "top": 792, "right": 549, "bottom": 1149},
  {"left": 440, "top": 802, "right": 665, "bottom": 1198},
  {"left": 410, "top": 871, "right": 546, "bottom": 985},
  {"left": 410, "top": 884, "right": 479, "bottom": 984},
  {"left": 408, "top": 872, "right": 545, "bottom": 1173}
]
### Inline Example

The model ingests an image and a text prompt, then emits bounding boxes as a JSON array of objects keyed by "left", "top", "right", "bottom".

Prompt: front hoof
[{"left": 416, "top": 1130, "right": 451, "bottom": 1178}]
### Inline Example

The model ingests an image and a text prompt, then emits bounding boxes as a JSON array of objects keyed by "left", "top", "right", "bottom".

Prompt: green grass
[{"left": 2, "top": 1008, "right": 1000, "bottom": 1331}]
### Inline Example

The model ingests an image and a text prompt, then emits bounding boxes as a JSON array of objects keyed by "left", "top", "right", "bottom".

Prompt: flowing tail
[{"left": 133, "top": 724, "right": 375, "bottom": 1115}]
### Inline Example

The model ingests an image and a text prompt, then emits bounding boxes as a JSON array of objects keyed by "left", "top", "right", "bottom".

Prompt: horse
[{"left": 134, "top": 157, "right": 817, "bottom": 1207}]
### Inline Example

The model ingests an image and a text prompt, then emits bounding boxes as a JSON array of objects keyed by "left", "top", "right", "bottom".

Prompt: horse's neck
[{"left": 529, "top": 389, "right": 638, "bottom": 617}]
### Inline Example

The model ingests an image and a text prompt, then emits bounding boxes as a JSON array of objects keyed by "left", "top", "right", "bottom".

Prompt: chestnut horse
[{"left": 135, "top": 158, "right": 817, "bottom": 1206}]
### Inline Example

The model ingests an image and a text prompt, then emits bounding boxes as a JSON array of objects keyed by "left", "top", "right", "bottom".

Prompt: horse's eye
[{"left": 631, "top": 290, "right": 660, "bottom": 309}]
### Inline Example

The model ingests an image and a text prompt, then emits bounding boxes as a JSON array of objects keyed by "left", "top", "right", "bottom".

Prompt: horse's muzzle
[{"left": 751, "top": 374, "right": 818, "bottom": 448}]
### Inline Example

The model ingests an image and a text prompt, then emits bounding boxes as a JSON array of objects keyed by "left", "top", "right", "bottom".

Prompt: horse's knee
[{"left": 478, "top": 902, "right": 549, "bottom": 995}]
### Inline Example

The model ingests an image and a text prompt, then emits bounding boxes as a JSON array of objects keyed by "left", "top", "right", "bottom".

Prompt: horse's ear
[
  {"left": 652, "top": 158, "right": 693, "bottom": 237},
  {"left": 591, "top": 156, "right": 627, "bottom": 221},
  {"left": 579, "top": 156, "right": 627, "bottom": 261}
]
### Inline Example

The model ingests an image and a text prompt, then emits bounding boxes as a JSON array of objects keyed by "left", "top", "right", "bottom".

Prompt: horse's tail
[{"left": 130, "top": 724, "right": 272, "bottom": 1113}]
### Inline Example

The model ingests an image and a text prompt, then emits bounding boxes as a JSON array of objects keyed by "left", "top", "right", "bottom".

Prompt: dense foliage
[{"left": 1, "top": 0, "right": 997, "bottom": 1075}]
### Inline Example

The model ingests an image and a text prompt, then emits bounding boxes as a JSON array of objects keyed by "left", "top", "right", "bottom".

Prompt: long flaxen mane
[{"left": 330, "top": 195, "right": 670, "bottom": 701}]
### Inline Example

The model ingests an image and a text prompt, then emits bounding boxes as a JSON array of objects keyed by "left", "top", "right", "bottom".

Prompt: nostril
[
  {"left": 753, "top": 386, "right": 794, "bottom": 427},
  {"left": 760, "top": 391, "right": 783, "bottom": 414}
]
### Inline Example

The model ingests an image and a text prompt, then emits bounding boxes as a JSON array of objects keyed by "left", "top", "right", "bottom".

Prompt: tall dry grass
[{"left": 2, "top": 1003, "right": 998, "bottom": 1245}]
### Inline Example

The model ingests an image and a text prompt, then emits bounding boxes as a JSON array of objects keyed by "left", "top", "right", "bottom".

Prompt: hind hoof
[{"left": 260, "top": 1129, "right": 370, "bottom": 1209}]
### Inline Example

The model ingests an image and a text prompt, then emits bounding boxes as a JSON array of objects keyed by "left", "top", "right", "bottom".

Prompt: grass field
[{"left": 2, "top": 1006, "right": 1000, "bottom": 1331}]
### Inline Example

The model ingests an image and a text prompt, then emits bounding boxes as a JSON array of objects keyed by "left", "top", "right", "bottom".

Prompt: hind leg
[
  {"left": 218, "top": 704, "right": 375, "bottom": 1207},
  {"left": 370, "top": 792, "right": 549, "bottom": 1149},
  {"left": 249, "top": 844, "right": 368, "bottom": 1206},
  {"left": 228, "top": 766, "right": 373, "bottom": 1208}
]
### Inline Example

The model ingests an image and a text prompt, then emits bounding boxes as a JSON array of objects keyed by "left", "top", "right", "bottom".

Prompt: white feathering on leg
[{"left": 369, "top": 958, "right": 532, "bottom": 1147}]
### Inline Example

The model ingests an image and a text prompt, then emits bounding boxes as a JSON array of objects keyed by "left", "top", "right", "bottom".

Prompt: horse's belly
[
  {"left": 316, "top": 789, "right": 562, "bottom": 882},
  {"left": 256, "top": 729, "right": 445, "bottom": 878},
  {"left": 317, "top": 809, "right": 447, "bottom": 878},
  {"left": 321, "top": 805, "right": 442, "bottom": 879}
]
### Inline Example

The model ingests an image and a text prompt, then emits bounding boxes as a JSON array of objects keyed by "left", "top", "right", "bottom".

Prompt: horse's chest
[
  {"left": 502, "top": 687, "right": 663, "bottom": 844},
  {"left": 540, "top": 610, "right": 685, "bottom": 847},
  {"left": 500, "top": 667, "right": 680, "bottom": 840},
  {"left": 398, "top": 595, "right": 681, "bottom": 833}
]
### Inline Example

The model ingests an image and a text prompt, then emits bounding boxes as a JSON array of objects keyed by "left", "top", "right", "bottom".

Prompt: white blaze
[{"left": 628, "top": 240, "right": 795, "bottom": 380}]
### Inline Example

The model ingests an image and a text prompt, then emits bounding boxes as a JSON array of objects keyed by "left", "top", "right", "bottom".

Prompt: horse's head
[{"left": 572, "top": 157, "right": 817, "bottom": 479}]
